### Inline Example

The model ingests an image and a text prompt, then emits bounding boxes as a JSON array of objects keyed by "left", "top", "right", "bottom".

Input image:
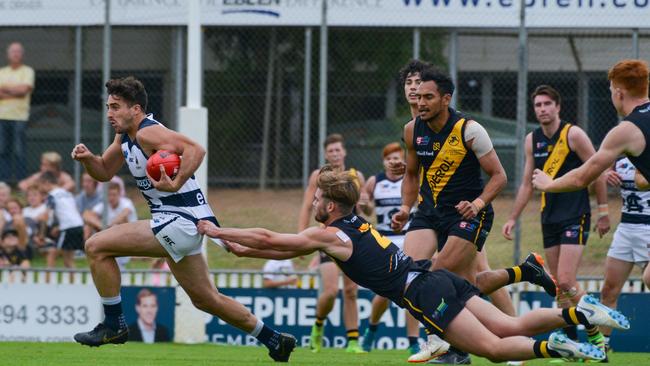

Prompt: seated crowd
[{"left": 0, "top": 151, "right": 136, "bottom": 270}]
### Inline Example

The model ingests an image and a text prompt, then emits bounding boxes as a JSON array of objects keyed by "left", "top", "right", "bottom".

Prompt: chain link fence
[{"left": 1, "top": 4, "right": 648, "bottom": 276}]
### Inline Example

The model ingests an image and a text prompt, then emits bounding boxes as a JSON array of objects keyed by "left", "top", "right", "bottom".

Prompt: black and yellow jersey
[
  {"left": 624, "top": 101, "right": 650, "bottom": 182},
  {"left": 412, "top": 109, "right": 485, "bottom": 214},
  {"left": 329, "top": 213, "right": 425, "bottom": 307},
  {"left": 532, "top": 121, "right": 590, "bottom": 224}
]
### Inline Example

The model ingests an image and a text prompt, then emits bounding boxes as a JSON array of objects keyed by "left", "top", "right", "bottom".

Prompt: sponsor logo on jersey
[
  {"left": 136, "top": 177, "right": 153, "bottom": 191},
  {"left": 448, "top": 135, "right": 460, "bottom": 146},
  {"left": 416, "top": 136, "right": 430, "bottom": 145}
]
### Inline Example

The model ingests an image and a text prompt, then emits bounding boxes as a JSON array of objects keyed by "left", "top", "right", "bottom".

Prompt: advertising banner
[
  {"left": 0, "top": 0, "right": 647, "bottom": 28},
  {"left": 207, "top": 288, "right": 650, "bottom": 351},
  {"left": 121, "top": 286, "right": 176, "bottom": 344},
  {"left": 206, "top": 288, "right": 414, "bottom": 349},
  {"left": 0, "top": 283, "right": 102, "bottom": 342}
]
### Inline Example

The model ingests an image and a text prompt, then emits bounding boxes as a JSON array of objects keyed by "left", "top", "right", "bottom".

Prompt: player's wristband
[
  {"left": 597, "top": 204, "right": 609, "bottom": 218},
  {"left": 471, "top": 198, "right": 486, "bottom": 212}
]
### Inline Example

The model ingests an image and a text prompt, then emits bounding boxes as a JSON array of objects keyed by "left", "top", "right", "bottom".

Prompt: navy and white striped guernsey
[
  {"left": 373, "top": 172, "right": 407, "bottom": 236},
  {"left": 615, "top": 157, "right": 650, "bottom": 225},
  {"left": 121, "top": 115, "right": 219, "bottom": 225}
]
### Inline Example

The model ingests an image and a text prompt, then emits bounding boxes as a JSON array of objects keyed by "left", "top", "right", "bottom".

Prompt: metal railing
[{"left": 1, "top": 267, "right": 647, "bottom": 294}]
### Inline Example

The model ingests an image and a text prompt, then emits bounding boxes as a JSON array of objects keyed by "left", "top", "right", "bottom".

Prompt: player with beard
[
  {"left": 198, "top": 167, "right": 629, "bottom": 364},
  {"left": 298, "top": 133, "right": 367, "bottom": 354}
]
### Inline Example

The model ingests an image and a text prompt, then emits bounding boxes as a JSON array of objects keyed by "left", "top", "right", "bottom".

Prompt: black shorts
[
  {"left": 403, "top": 269, "right": 480, "bottom": 338},
  {"left": 56, "top": 227, "right": 85, "bottom": 251},
  {"left": 408, "top": 207, "right": 493, "bottom": 251},
  {"left": 542, "top": 213, "right": 590, "bottom": 248}
]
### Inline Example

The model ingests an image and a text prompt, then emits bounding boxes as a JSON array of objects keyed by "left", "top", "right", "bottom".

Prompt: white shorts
[
  {"left": 151, "top": 212, "right": 203, "bottom": 263},
  {"left": 607, "top": 223, "right": 650, "bottom": 267},
  {"left": 387, "top": 235, "right": 405, "bottom": 250}
]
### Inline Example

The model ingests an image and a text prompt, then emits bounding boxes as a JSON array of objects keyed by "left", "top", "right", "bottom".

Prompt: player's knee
[
  {"left": 189, "top": 291, "right": 217, "bottom": 313},
  {"left": 320, "top": 287, "right": 338, "bottom": 302},
  {"left": 84, "top": 235, "right": 103, "bottom": 258},
  {"left": 343, "top": 284, "right": 358, "bottom": 300},
  {"left": 643, "top": 268, "right": 650, "bottom": 288},
  {"left": 483, "top": 344, "right": 507, "bottom": 363}
]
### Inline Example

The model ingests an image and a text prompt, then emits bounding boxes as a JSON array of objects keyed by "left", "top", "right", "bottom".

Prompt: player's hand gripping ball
[{"left": 146, "top": 150, "right": 181, "bottom": 181}]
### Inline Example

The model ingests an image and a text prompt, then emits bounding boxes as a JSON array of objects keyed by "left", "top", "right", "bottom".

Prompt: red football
[{"left": 146, "top": 150, "right": 181, "bottom": 181}]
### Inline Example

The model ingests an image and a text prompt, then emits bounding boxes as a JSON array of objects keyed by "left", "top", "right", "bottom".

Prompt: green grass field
[{"left": 0, "top": 343, "right": 647, "bottom": 366}]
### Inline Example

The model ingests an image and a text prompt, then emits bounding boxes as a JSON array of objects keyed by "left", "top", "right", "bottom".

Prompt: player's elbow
[
  {"left": 573, "top": 175, "right": 590, "bottom": 189},
  {"left": 260, "top": 232, "right": 279, "bottom": 249},
  {"left": 490, "top": 168, "right": 508, "bottom": 193},
  {"left": 95, "top": 174, "right": 112, "bottom": 183},
  {"left": 196, "top": 145, "right": 207, "bottom": 160},
  {"left": 497, "top": 169, "right": 508, "bottom": 190}
]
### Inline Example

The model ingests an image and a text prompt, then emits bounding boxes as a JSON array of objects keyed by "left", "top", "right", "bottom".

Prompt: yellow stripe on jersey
[
  {"left": 473, "top": 211, "right": 487, "bottom": 244},
  {"left": 348, "top": 168, "right": 361, "bottom": 189},
  {"left": 418, "top": 165, "right": 424, "bottom": 204},
  {"left": 541, "top": 123, "right": 572, "bottom": 211},
  {"left": 579, "top": 214, "right": 585, "bottom": 244},
  {"left": 425, "top": 119, "right": 467, "bottom": 206}
]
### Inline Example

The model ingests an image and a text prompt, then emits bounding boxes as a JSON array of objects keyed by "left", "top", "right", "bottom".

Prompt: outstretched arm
[
  {"left": 198, "top": 220, "right": 326, "bottom": 252},
  {"left": 225, "top": 240, "right": 313, "bottom": 260},
  {"left": 533, "top": 122, "right": 641, "bottom": 192},
  {"left": 570, "top": 126, "right": 610, "bottom": 237}
]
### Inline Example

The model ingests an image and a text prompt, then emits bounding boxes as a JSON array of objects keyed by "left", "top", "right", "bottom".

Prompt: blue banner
[
  {"left": 206, "top": 288, "right": 414, "bottom": 349},
  {"left": 205, "top": 288, "right": 650, "bottom": 351}
]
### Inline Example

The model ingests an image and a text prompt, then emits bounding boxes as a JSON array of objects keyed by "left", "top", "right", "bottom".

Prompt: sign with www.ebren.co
[{"left": 0, "top": 0, "right": 646, "bottom": 28}]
